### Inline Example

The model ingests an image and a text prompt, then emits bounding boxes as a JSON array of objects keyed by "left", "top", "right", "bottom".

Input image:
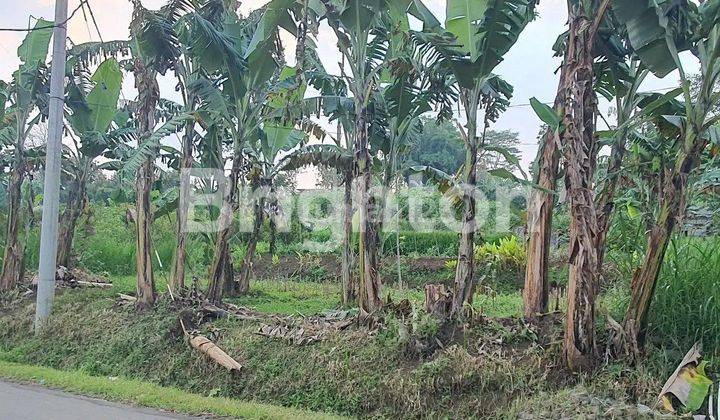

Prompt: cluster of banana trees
[
  {"left": 0, "top": 0, "right": 539, "bottom": 314},
  {"left": 3, "top": 0, "right": 718, "bottom": 374},
  {"left": 523, "top": 0, "right": 720, "bottom": 370},
  {"left": 2, "top": 0, "right": 536, "bottom": 305},
  {"left": 0, "top": 19, "right": 53, "bottom": 290}
]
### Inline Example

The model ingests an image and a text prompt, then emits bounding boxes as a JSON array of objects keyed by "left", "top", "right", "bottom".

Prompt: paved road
[{"left": 0, "top": 380, "right": 198, "bottom": 420}]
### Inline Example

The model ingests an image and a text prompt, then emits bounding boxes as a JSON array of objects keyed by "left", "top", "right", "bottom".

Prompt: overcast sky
[{"left": 0, "top": 0, "right": 699, "bottom": 184}]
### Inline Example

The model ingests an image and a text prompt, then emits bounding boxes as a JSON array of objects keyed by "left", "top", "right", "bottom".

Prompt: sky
[{"left": 0, "top": 0, "right": 700, "bottom": 187}]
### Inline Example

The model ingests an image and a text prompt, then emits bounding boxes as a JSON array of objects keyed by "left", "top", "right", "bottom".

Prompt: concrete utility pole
[{"left": 35, "top": 0, "right": 69, "bottom": 331}]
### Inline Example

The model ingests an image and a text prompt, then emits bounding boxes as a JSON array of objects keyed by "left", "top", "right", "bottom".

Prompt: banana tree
[
  {"left": 126, "top": 0, "right": 192, "bottom": 307},
  {"left": 615, "top": 0, "right": 720, "bottom": 352},
  {"left": 284, "top": 56, "right": 357, "bottom": 304},
  {"left": 556, "top": 0, "right": 619, "bottom": 372},
  {"left": 593, "top": 59, "right": 647, "bottom": 275},
  {"left": 229, "top": 10, "right": 328, "bottom": 294},
  {"left": 374, "top": 10, "right": 457, "bottom": 258},
  {"left": 0, "top": 19, "right": 52, "bottom": 290},
  {"left": 559, "top": 0, "right": 693, "bottom": 369},
  {"left": 317, "top": 0, "right": 384, "bottom": 316},
  {"left": 523, "top": 0, "right": 630, "bottom": 319},
  {"left": 167, "top": 0, "right": 228, "bottom": 291},
  {"left": 317, "top": 0, "right": 441, "bottom": 316},
  {"left": 279, "top": 142, "right": 355, "bottom": 302},
  {"left": 190, "top": 0, "right": 310, "bottom": 304},
  {"left": 234, "top": 123, "right": 306, "bottom": 294},
  {"left": 59, "top": 57, "right": 124, "bottom": 268},
  {"left": 437, "top": 0, "right": 538, "bottom": 316},
  {"left": 132, "top": 8, "right": 164, "bottom": 309}
]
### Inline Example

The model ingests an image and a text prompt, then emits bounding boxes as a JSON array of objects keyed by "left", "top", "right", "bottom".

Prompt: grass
[
  {"left": 648, "top": 237, "right": 720, "bottom": 361},
  {"left": 227, "top": 280, "right": 523, "bottom": 318},
  {"left": 602, "top": 236, "right": 720, "bottom": 363},
  {"left": 0, "top": 358, "right": 341, "bottom": 420},
  {"left": 88, "top": 233, "right": 718, "bottom": 367},
  {"left": 0, "top": 263, "right": 691, "bottom": 418},
  {"left": 106, "top": 274, "right": 525, "bottom": 318},
  {"left": 4, "top": 216, "right": 717, "bottom": 417},
  {"left": 0, "top": 287, "right": 543, "bottom": 418},
  {"left": 228, "top": 280, "right": 344, "bottom": 315}
]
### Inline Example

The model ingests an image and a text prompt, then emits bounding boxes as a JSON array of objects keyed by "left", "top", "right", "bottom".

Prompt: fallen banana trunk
[
  {"left": 75, "top": 280, "right": 112, "bottom": 288},
  {"left": 118, "top": 293, "right": 137, "bottom": 302},
  {"left": 188, "top": 334, "right": 243, "bottom": 373}
]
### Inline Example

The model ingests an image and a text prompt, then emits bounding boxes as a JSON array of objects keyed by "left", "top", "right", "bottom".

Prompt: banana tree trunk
[
  {"left": 0, "top": 158, "right": 26, "bottom": 290},
  {"left": 356, "top": 103, "right": 381, "bottom": 316},
  {"left": 594, "top": 132, "right": 627, "bottom": 273},
  {"left": 267, "top": 187, "right": 277, "bottom": 256},
  {"left": 221, "top": 243, "right": 235, "bottom": 296},
  {"left": 133, "top": 58, "right": 159, "bottom": 310},
  {"left": 562, "top": 9, "right": 600, "bottom": 372},
  {"left": 523, "top": 65, "right": 568, "bottom": 319},
  {"left": 238, "top": 194, "right": 264, "bottom": 295},
  {"left": 623, "top": 140, "right": 705, "bottom": 348},
  {"left": 342, "top": 170, "right": 355, "bottom": 305},
  {"left": 206, "top": 152, "right": 242, "bottom": 304},
  {"left": 57, "top": 164, "right": 88, "bottom": 268},
  {"left": 170, "top": 116, "right": 195, "bottom": 291},
  {"left": 523, "top": 137, "right": 558, "bottom": 318},
  {"left": 268, "top": 218, "right": 277, "bottom": 256},
  {"left": 452, "top": 90, "right": 479, "bottom": 317},
  {"left": 135, "top": 159, "right": 156, "bottom": 309}
]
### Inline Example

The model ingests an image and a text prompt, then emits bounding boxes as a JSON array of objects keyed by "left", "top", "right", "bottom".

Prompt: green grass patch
[
  {"left": 603, "top": 237, "right": 720, "bottom": 363},
  {"left": 227, "top": 280, "right": 343, "bottom": 315},
  {"left": 647, "top": 237, "right": 720, "bottom": 362},
  {"left": 0, "top": 359, "right": 340, "bottom": 420},
  {"left": 225, "top": 279, "right": 523, "bottom": 318}
]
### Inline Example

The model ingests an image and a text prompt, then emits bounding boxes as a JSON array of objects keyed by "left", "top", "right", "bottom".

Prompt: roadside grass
[
  {"left": 0, "top": 266, "right": 687, "bottom": 418},
  {"left": 0, "top": 359, "right": 341, "bottom": 420},
  {"left": 0, "top": 289, "right": 545, "bottom": 418}
]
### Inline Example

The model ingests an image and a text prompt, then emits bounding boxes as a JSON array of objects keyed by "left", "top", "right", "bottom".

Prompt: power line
[
  {"left": 455, "top": 85, "right": 681, "bottom": 112},
  {"left": 83, "top": 0, "right": 104, "bottom": 44},
  {"left": 0, "top": 0, "right": 87, "bottom": 32}
]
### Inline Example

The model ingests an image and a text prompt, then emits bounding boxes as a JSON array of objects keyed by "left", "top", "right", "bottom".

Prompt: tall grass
[
  {"left": 2, "top": 205, "right": 213, "bottom": 276},
  {"left": 647, "top": 237, "right": 720, "bottom": 361}
]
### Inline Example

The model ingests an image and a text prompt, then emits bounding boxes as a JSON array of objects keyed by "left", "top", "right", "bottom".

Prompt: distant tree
[
  {"left": 316, "top": 165, "right": 344, "bottom": 189},
  {"left": 405, "top": 118, "right": 464, "bottom": 181},
  {"left": 478, "top": 130, "right": 521, "bottom": 172}
]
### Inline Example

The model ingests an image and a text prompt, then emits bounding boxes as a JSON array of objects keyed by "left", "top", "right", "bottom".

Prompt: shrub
[{"left": 475, "top": 236, "right": 525, "bottom": 268}]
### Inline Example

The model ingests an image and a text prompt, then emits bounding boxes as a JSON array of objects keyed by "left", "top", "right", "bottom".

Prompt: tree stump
[{"left": 424, "top": 284, "right": 453, "bottom": 319}]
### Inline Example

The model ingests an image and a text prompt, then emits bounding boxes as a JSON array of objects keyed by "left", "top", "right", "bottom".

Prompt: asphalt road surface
[{"left": 0, "top": 380, "right": 198, "bottom": 420}]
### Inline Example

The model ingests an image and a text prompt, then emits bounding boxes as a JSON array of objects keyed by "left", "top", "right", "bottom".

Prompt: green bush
[{"left": 475, "top": 236, "right": 525, "bottom": 268}]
